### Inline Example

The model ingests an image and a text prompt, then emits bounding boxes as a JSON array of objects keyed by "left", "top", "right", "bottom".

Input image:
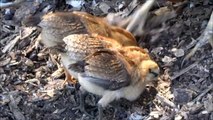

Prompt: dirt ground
[{"left": 0, "top": 0, "right": 212, "bottom": 120}]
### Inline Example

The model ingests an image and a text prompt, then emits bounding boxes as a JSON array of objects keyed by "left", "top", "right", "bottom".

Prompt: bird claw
[{"left": 72, "top": 90, "right": 98, "bottom": 118}]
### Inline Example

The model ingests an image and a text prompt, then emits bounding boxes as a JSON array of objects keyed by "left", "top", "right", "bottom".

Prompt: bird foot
[{"left": 72, "top": 90, "right": 98, "bottom": 118}]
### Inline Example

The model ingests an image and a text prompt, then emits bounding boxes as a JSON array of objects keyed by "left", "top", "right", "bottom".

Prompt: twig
[
  {"left": 171, "top": 61, "right": 198, "bottom": 80},
  {"left": 25, "top": 78, "right": 40, "bottom": 84},
  {"left": 2, "top": 35, "right": 20, "bottom": 53},
  {"left": 190, "top": 84, "right": 213, "bottom": 104},
  {"left": 0, "top": 34, "right": 17, "bottom": 44},
  {"left": 156, "top": 94, "right": 176, "bottom": 108}
]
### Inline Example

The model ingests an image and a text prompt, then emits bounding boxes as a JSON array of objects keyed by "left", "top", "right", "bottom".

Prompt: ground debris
[
  {"left": 0, "top": 57, "right": 11, "bottom": 67},
  {"left": 2, "top": 35, "right": 20, "bottom": 53},
  {"left": 8, "top": 92, "right": 25, "bottom": 120},
  {"left": 0, "top": 0, "right": 212, "bottom": 120}
]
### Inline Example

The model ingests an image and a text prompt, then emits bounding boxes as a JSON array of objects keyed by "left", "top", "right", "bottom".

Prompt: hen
[
  {"left": 51, "top": 33, "right": 159, "bottom": 119},
  {"left": 69, "top": 48, "right": 159, "bottom": 120},
  {"left": 38, "top": 11, "right": 138, "bottom": 84}
]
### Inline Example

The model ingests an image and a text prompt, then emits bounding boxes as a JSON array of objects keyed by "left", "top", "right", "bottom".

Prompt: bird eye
[{"left": 149, "top": 69, "right": 159, "bottom": 77}]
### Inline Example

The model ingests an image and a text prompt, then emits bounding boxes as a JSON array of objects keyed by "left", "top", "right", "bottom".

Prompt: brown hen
[{"left": 39, "top": 11, "right": 138, "bottom": 84}]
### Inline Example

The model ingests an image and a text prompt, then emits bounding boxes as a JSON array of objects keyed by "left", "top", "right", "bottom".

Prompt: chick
[
  {"left": 39, "top": 11, "right": 137, "bottom": 47},
  {"left": 38, "top": 11, "right": 137, "bottom": 84},
  {"left": 60, "top": 34, "right": 157, "bottom": 117},
  {"left": 69, "top": 49, "right": 159, "bottom": 120}
]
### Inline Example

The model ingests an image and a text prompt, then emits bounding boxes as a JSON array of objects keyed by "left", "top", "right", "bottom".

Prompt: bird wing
[
  {"left": 39, "top": 12, "right": 89, "bottom": 47},
  {"left": 69, "top": 50, "right": 131, "bottom": 90},
  {"left": 62, "top": 34, "right": 122, "bottom": 61},
  {"left": 39, "top": 12, "right": 88, "bottom": 34},
  {"left": 39, "top": 11, "right": 110, "bottom": 37},
  {"left": 72, "top": 11, "right": 111, "bottom": 37},
  {"left": 62, "top": 34, "right": 105, "bottom": 61}
]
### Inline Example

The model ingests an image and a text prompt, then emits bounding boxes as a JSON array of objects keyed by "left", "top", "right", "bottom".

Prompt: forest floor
[{"left": 0, "top": 0, "right": 212, "bottom": 120}]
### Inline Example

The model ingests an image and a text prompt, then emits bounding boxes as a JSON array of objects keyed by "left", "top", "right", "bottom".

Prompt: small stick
[
  {"left": 156, "top": 94, "right": 176, "bottom": 108},
  {"left": 171, "top": 61, "right": 198, "bottom": 80},
  {"left": 190, "top": 84, "right": 213, "bottom": 104},
  {"left": 2, "top": 35, "right": 20, "bottom": 53}
]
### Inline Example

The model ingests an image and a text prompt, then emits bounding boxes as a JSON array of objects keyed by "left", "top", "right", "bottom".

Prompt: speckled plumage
[
  {"left": 69, "top": 50, "right": 132, "bottom": 90},
  {"left": 39, "top": 11, "right": 137, "bottom": 48}
]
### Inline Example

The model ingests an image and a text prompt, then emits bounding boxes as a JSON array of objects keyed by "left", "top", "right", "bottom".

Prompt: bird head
[
  {"left": 119, "top": 46, "right": 159, "bottom": 83},
  {"left": 138, "top": 59, "right": 159, "bottom": 83}
]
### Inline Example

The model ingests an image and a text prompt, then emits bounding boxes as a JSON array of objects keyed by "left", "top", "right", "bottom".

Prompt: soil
[{"left": 0, "top": 0, "right": 212, "bottom": 120}]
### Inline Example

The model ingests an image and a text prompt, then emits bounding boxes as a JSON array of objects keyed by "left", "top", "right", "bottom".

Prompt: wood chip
[
  {"left": 156, "top": 94, "right": 176, "bottom": 108},
  {"left": 9, "top": 94, "right": 25, "bottom": 120},
  {"left": 2, "top": 35, "right": 20, "bottom": 53},
  {"left": 0, "top": 57, "right": 11, "bottom": 67},
  {"left": 171, "top": 61, "right": 198, "bottom": 80}
]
